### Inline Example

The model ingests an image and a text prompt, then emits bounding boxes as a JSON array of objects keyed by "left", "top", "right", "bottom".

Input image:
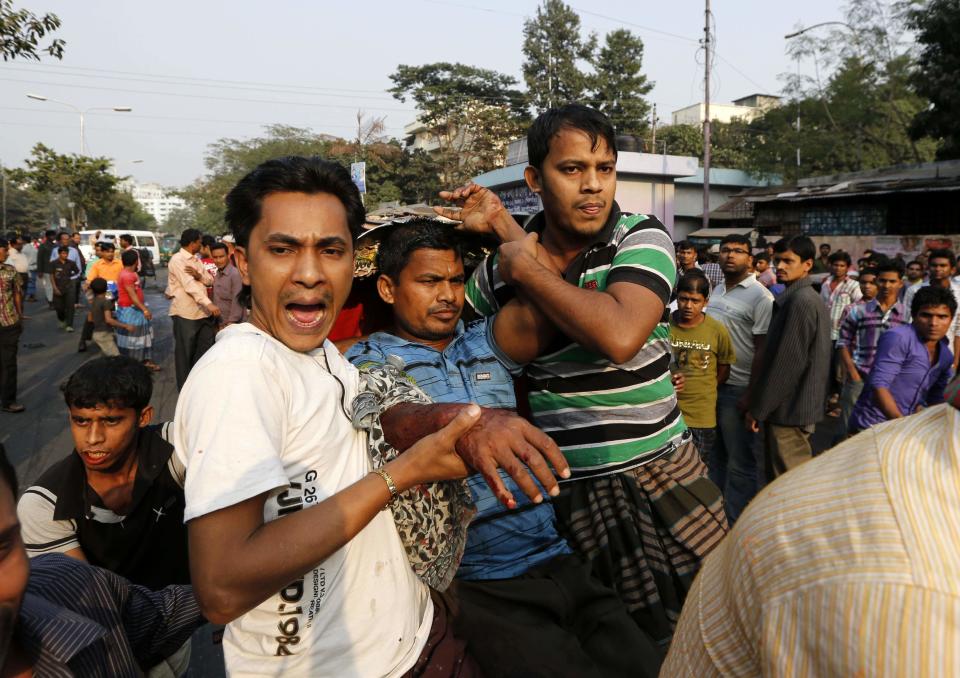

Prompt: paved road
[{"left": 0, "top": 269, "right": 225, "bottom": 677}]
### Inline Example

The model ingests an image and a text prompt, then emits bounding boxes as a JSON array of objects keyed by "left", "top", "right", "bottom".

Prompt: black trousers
[
  {"left": 446, "top": 553, "right": 662, "bottom": 678},
  {"left": 0, "top": 322, "right": 22, "bottom": 406},
  {"left": 53, "top": 283, "right": 77, "bottom": 327},
  {"left": 172, "top": 315, "right": 216, "bottom": 389}
]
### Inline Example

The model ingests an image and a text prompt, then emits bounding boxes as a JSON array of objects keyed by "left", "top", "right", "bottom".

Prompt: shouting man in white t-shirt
[{"left": 174, "top": 156, "right": 569, "bottom": 677}]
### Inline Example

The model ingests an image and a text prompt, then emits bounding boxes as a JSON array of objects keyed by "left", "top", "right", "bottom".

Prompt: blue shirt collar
[{"left": 367, "top": 321, "right": 466, "bottom": 354}]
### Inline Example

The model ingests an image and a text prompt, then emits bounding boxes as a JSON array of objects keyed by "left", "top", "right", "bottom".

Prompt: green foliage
[
  {"left": 161, "top": 206, "right": 197, "bottom": 235},
  {"left": 907, "top": 0, "right": 960, "bottom": 158},
  {"left": 522, "top": 0, "right": 597, "bottom": 112},
  {"left": 12, "top": 143, "right": 124, "bottom": 224},
  {"left": 389, "top": 62, "right": 528, "bottom": 185},
  {"left": 0, "top": 0, "right": 64, "bottom": 61},
  {"left": 1, "top": 174, "right": 57, "bottom": 233},
  {"left": 179, "top": 125, "right": 447, "bottom": 234},
  {"left": 590, "top": 29, "right": 653, "bottom": 136}
]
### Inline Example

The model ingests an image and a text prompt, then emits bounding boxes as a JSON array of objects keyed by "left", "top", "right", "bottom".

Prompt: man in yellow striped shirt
[{"left": 663, "top": 372, "right": 960, "bottom": 677}]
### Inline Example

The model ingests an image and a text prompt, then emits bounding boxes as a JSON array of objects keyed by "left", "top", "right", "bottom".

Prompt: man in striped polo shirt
[{"left": 437, "top": 104, "right": 728, "bottom": 646}]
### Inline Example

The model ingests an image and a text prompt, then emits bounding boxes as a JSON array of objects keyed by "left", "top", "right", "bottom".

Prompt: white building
[
  {"left": 120, "top": 181, "right": 186, "bottom": 225},
  {"left": 671, "top": 93, "right": 780, "bottom": 126}
]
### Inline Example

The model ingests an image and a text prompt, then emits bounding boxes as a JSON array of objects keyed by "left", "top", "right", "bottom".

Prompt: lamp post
[{"left": 26, "top": 93, "right": 132, "bottom": 155}]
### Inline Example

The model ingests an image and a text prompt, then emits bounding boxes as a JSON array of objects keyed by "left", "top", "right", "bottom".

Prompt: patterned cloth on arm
[{"left": 819, "top": 275, "right": 863, "bottom": 340}]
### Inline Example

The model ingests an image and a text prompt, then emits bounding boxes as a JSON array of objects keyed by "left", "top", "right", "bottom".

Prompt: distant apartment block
[
  {"left": 671, "top": 93, "right": 781, "bottom": 126},
  {"left": 120, "top": 181, "right": 186, "bottom": 224}
]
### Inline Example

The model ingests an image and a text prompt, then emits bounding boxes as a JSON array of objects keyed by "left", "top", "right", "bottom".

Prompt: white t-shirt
[{"left": 174, "top": 323, "right": 432, "bottom": 678}]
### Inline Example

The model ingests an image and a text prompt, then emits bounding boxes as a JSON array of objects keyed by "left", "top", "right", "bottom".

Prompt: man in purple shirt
[{"left": 849, "top": 285, "right": 956, "bottom": 433}]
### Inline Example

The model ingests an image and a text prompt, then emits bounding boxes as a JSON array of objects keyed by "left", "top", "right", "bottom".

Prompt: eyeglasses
[{"left": 719, "top": 247, "right": 750, "bottom": 255}]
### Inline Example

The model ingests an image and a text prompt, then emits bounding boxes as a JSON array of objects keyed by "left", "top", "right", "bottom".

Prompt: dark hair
[
  {"left": 62, "top": 356, "right": 153, "bottom": 412},
  {"left": 676, "top": 271, "right": 710, "bottom": 298},
  {"left": 100, "top": 242, "right": 116, "bottom": 252},
  {"left": 45, "top": 229, "right": 56, "bottom": 238},
  {"left": 121, "top": 249, "right": 139, "bottom": 267},
  {"left": 119, "top": 233, "right": 134, "bottom": 246},
  {"left": 858, "top": 267, "right": 878, "bottom": 280},
  {"left": 0, "top": 443, "right": 17, "bottom": 496},
  {"left": 180, "top": 228, "right": 202, "bottom": 247},
  {"left": 819, "top": 243, "right": 832, "bottom": 251},
  {"left": 675, "top": 239, "right": 695, "bottom": 251},
  {"left": 0, "top": 238, "right": 7, "bottom": 248},
  {"left": 875, "top": 260, "right": 904, "bottom": 278},
  {"left": 908, "top": 259, "right": 923, "bottom": 268},
  {"left": 57, "top": 231, "right": 69, "bottom": 240},
  {"left": 225, "top": 156, "right": 366, "bottom": 247},
  {"left": 828, "top": 251, "right": 852, "bottom": 265},
  {"left": 754, "top": 253, "right": 769, "bottom": 263},
  {"left": 201, "top": 234, "right": 217, "bottom": 249},
  {"left": 912, "top": 285, "right": 958, "bottom": 318},
  {"left": 209, "top": 242, "right": 228, "bottom": 255},
  {"left": 57, "top": 245, "right": 70, "bottom": 254},
  {"left": 775, "top": 235, "right": 816, "bottom": 263},
  {"left": 376, "top": 220, "right": 462, "bottom": 281},
  {"left": 719, "top": 233, "right": 751, "bottom": 249},
  {"left": 927, "top": 248, "right": 957, "bottom": 267},
  {"left": 89, "top": 277, "right": 107, "bottom": 294},
  {"left": 527, "top": 104, "right": 618, "bottom": 170}
]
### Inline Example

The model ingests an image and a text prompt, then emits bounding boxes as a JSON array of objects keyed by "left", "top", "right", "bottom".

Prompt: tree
[
  {"left": 0, "top": 0, "right": 64, "bottom": 61},
  {"left": 88, "top": 190, "right": 156, "bottom": 232},
  {"left": 522, "top": 0, "right": 596, "bottom": 112},
  {"left": 12, "top": 143, "right": 122, "bottom": 226},
  {"left": 907, "top": 0, "right": 960, "bottom": 158},
  {"left": 653, "top": 122, "right": 752, "bottom": 170},
  {"left": 389, "top": 62, "right": 529, "bottom": 186},
  {"left": 162, "top": 206, "right": 197, "bottom": 234},
  {"left": 590, "top": 29, "right": 653, "bottom": 136}
]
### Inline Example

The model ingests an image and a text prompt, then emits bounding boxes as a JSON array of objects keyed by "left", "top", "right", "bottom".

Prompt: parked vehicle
[{"left": 78, "top": 230, "right": 160, "bottom": 266}]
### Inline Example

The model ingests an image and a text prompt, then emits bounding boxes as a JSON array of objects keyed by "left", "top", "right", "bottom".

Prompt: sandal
[
  {"left": 143, "top": 361, "right": 162, "bottom": 372},
  {"left": 2, "top": 403, "right": 25, "bottom": 413}
]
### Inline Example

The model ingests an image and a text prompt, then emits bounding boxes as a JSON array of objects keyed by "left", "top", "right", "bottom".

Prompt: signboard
[{"left": 350, "top": 162, "right": 366, "bottom": 194}]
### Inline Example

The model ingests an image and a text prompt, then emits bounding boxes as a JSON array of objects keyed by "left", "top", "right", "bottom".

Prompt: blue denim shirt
[
  {"left": 347, "top": 319, "right": 572, "bottom": 580},
  {"left": 850, "top": 323, "right": 954, "bottom": 430}
]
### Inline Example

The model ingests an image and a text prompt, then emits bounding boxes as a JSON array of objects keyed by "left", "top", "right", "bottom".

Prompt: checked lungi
[{"left": 553, "top": 438, "right": 728, "bottom": 646}]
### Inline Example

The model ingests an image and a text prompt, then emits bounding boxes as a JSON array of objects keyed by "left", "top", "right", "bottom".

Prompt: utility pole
[
  {"left": 650, "top": 103, "right": 657, "bottom": 153},
  {"left": 702, "top": 0, "right": 712, "bottom": 231}
]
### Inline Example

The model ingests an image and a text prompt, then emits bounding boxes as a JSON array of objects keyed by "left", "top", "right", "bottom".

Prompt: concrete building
[
  {"left": 722, "top": 159, "right": 960, "bottom": 262},
  {"left": 120, "top": 181, "right": 186, "bottom": 225},
  {"left": 673, "top": 168, "right": 776, "bottom": 241},
  {"left": 671, "top": 93, "right": 780, "bottom": 126}
]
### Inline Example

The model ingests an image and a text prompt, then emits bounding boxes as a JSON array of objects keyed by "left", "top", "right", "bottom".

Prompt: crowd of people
[{"left": 1, "top": 103, "right": 959, "bottom": 677}]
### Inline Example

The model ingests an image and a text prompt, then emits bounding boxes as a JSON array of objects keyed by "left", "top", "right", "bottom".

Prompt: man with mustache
[{"left": 348, "top": 219, "right": 662, "bottom": 677}]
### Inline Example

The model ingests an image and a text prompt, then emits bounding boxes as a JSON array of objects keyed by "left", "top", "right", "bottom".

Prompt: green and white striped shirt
[{"left": 467, "top": 208, "right": 687, "bottom": 478}]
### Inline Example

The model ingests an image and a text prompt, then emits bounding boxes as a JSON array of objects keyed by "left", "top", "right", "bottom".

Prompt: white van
[{"left": 78, "top": 230, "right": 160, "bottom": 266}]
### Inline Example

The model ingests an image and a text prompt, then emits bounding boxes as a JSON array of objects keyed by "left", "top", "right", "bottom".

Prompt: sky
[{"left": 0, "top": 0, "right": 852, "bottom": 188}]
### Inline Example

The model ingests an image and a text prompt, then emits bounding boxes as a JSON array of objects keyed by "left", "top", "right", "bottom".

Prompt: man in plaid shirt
[{"left": 835, "top": 261, "right": 907, "bottom": 438}]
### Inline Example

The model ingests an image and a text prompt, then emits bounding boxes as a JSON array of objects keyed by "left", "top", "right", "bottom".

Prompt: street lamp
[
  {"left": 26, "top": 93, "right": 132, "bottom": 155},
  {"left": 784, "top": 21, "right": 855, "bottom": 40}
]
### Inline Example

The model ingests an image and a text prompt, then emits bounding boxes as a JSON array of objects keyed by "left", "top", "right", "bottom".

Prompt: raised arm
[{"left": 496, "top": 232, "right": 667, "bottom": 364}]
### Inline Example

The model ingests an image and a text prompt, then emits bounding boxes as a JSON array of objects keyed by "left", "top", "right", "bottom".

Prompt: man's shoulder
[
  {"left": 31, "top": 452, "right": 82, "bottom": 498},
  {"left": 612, "top": 213, "right": 670, "bottom": 243}
]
